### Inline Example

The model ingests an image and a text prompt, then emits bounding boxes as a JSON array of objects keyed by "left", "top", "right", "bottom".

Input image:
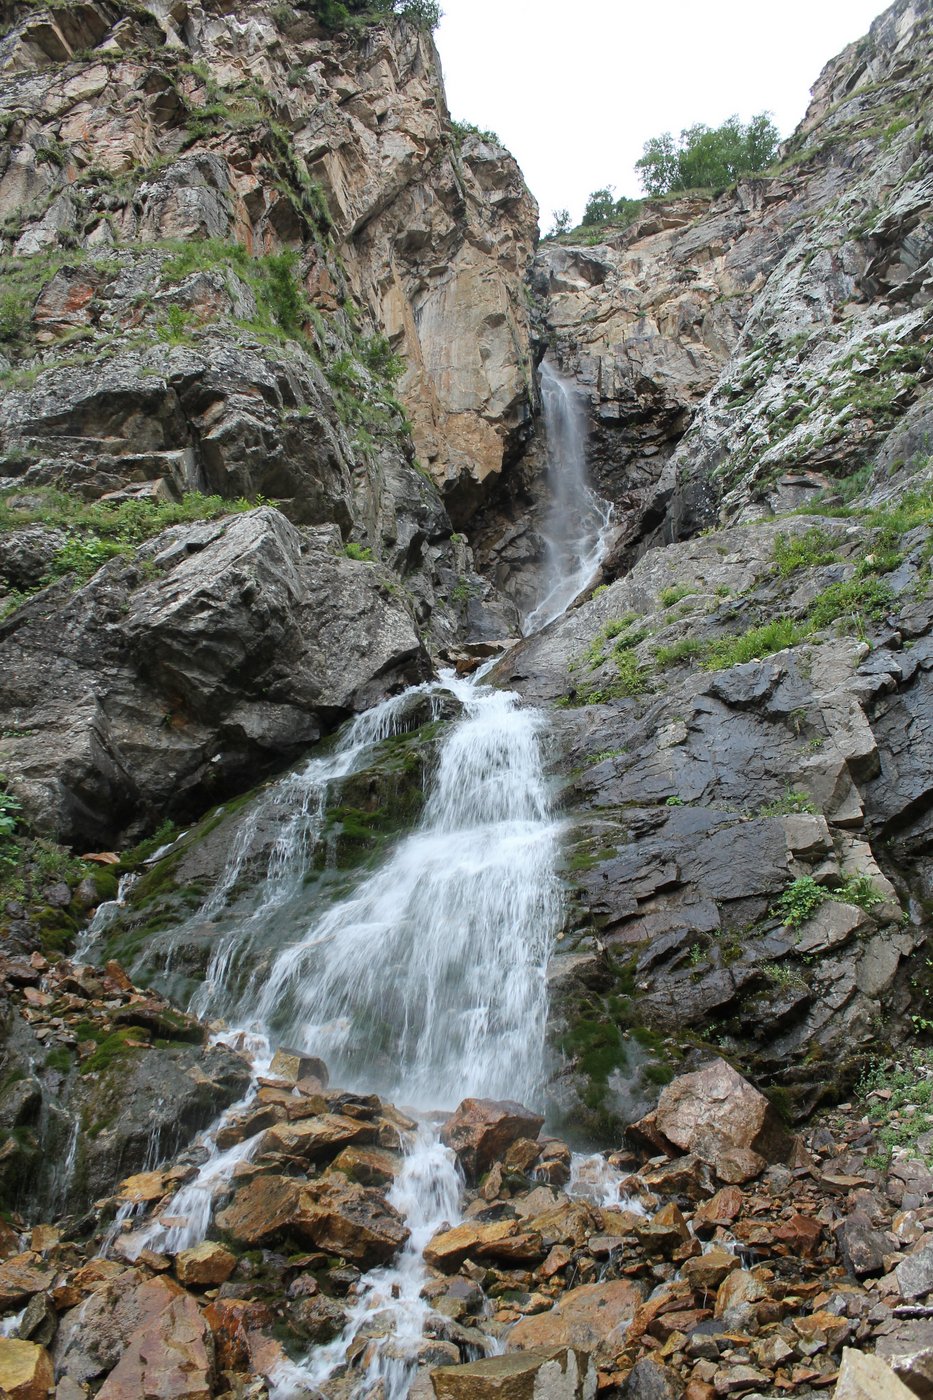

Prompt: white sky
[{"left": 434, "top": 0, "right": 887, "bottom": 231}]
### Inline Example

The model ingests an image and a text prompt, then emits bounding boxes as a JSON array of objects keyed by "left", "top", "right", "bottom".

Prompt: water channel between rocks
[{"left": 85, "top": 360, "right": 614, "bottom": 1399}]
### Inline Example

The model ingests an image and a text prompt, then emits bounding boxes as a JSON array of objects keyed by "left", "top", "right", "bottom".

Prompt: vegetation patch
[{"left": 773, "top": 528, "right": 840, "bottom": 577}]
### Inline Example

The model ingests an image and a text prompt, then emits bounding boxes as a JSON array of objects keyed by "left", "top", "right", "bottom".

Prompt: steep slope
[
  {"left": 493, "top": 0, "right": 933, "bottom": 1136},
  {"left": 0, "top": 0, "right": 538, "bottom": 843}
]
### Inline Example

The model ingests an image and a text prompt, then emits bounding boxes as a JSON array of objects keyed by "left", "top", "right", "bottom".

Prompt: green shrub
[
  {"left": 702, "top": 617, "right": 806, "bottom": 671},
  {"left": 344, "top": 542, "right": 373, "bottom": 562},
  {"left": 654, "top": 636, "right": 707, "bottom": 668},
  {"left": 772, "top": 876, "right": 828, "bottom": 928},
  {"left": 807, "top": 578, "right": 893, "bottom": 632},
  {"left": 658, "top": 583, "right": 696, "bottom": 608},
  {"left": 773, "top": 528, "right": 839, "bottom": 576},
  {"left": 838, "top": 875, "right": 884, "bottom": 912},
  {"left": 759, "top": 789, "right": 818, "bottom": 817}
]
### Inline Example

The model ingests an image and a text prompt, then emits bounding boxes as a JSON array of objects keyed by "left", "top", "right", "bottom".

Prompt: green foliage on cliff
[
  {"left": 636, "top": 113, "right": 779, "bottom": 196},
  {"left": 308, "top": 0, "right": 441, "bottom": 33}
]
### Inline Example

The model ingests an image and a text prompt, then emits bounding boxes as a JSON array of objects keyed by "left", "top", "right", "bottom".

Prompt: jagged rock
[
  {"left": 440, "top": 1099, "right": 545, "bottom": 1183},
  {"left": 54, "top": 1271, "right": 183, "bottom": 1385},
  {"left": 507, "top": 1280, "right": 644, "bottom": 1365},
  {"left": 173, "top": 1242, "right": 236, "bottom": 1287},
  {"left": 214, "top": 1176, "right": 301, "bottom": 1247},
  {"left": 833, "top": 1347, "right": 917, "bottom": 1399},
  {"left": 259, "top": 1113, "right": 377, "bottom": 1162},
  {"left": 654, "top": 1060, "right": 793, "bottom": 1179},
  {"left": 268, "top": 1048, "right": 329, "bottom": 1087},
  {"left": 895, "top": 1242, "right": 933, "bottom": 1300},
  {"left": 95, "top": 1288, "right": 213, "bottom": 1400},
  {"left": 623, "top": 1358, "right": 684, "bottom": 1399},
  {"left": 0, "top": 1340, "right": 54, "bottom": 1400},
  {"left": 0, "top": 1256, "right": 55, "bottom": 1310},
  {"left": 431, "top": 1348, "right": 597, "bottom": 1400},
  {"left": 2, "top": 509, "right": 431, "bottom": 846},
  {"left": 291, "top": 1177, "right": 409, "bottom": 1266}
]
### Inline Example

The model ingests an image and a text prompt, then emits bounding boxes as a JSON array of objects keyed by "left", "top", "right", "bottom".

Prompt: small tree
[
  {"left": 550, "top": 208, "right": 572, "bottom": 236},
  {"left": 582, "top": 186, "right": 616, "bottom": 224}
]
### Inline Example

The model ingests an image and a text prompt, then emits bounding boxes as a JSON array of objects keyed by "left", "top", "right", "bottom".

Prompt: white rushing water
[
  {"left": 250, "top": 673, "right": 562, "bottom": 1108},
  {"left": 98, "top": 361, "right": 616, "bottom": 1395},
  {"left": 523, "top": 357, "right": 613, "bottom": 634}
]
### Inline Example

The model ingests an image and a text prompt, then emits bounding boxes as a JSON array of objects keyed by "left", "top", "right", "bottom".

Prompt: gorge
[{"left": 0, "top": 0, "right": 932, "bottom": 1397}]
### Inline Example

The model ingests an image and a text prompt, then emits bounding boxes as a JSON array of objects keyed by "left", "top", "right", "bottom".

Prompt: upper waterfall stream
[{"left": 90, "top": 359, "right": 614, "bottom": 1398}]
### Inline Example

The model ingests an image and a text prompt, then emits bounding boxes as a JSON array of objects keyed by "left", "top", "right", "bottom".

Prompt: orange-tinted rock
[
  {"left": 0, "top": 1256, "right": 55, "bottom": 1310},
  {"left": 260, "top": 1113, "right": 375, "bottom": 1161},
  {"left": 424, "top": 1220, "right": 519, "bottom": 1271},
  {"left": 118, "top": 1172, "right": 170, "bottom": 1204},
  {"left": 96, "top": 1289, "right": 212, "bottom": 1400},
  {"left": 504, "top": 1139, "right": 543, "bottom": 1173},
  {"left": 440, "top": 1099, "right": 544, "bottom": 1183},
  {"left": 655, "top": 1060, "right": 793, "bottom": 1181},
  {"left": 0, "top": 1340, "right": 53, "bottom": 1399},
  {"left": 772, "top": 1213, "right": 823, "bottom": 1256},
  {"left": 633, "top": 1203, "right": 690, "bottom": 1256},
  {"left": 268, "top": 1048, "right": 329, "bottom": 1086},
  {"left": 214, "top": 1175, "right": 301, "bottom": 1246},
  {"left": 203, "top": 1297, "right": 274, "bottom": 1372},
  {"left": 174, "top": 1242, "right": 236, "bottom": 1287},
  {"left": 507, "top": 1280, "right": 644, "bottom": 1365},
  {"left": 692, "top": 1186, "right": 744, "bottom": 1234},
  {"left": 682, "top": 1247, "right": 741, "bottom": 1292},
  {"left": 714, "top": 1268, "right": 768, "bottom": 1319},
  {"left": 292, "top": 1177, "right": 409, "bottom": 1266},
  {"left": 331, "top": 1144, "right": 403, "bottom": 1186}
]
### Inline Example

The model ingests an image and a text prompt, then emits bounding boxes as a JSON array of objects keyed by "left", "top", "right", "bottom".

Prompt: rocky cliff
[
  {"left": 0, "top": 0, "right": 538, "bottom": 843},
  {"left": 1, "top": 1, "right": 933, "bottom": 1396}
]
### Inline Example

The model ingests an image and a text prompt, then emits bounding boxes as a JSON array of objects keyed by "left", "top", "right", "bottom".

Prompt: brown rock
[
  {"left": 431, "top": 1348, "right": 596, "bottom": 1398},
  {"left": 693, "top": 1187, "right": 744, "bottom": 1234},
  {"left": 259, "top": 1113, "right": 375, "bottom": 1161},
  {"left": 292, "top": 1177, "right": 409, "bottom": 1266},
  {"left": 772, "top": 1213, "right": 823, "bottom": 1257},
  {"left": 424, "top": 1220, "right": 520, "bottom": 1271},
  {"left": 714, "top": 1269, "right": 768, "bottom": 1319},
  {"left": 268, "top": 1047, "right": 329, "bottom": 1086},
  {"left": 682, "top": 1247, "right": 741, "bottom": 1292},
  {"left": 118, "top": 1171, "right": 169, "bottom": 1204},
  {"left": 203, "top": 1297, "right": 274, "bottom": 1371},
  {"left": 0, "top": 1257, "right": 55, "bottom": 1310},
  {"left": 633, "top": 1203, "right": 690, "bottom": 1257},
  {"left": 214, "top": 1103, "right": 284, "bottom": 1149},
  {"left": 96, "top": 1289, "right": 213, "bottom": 1400},
  {"left": 507, "top": 1280, "right": 644, "bottom": 1365},
  {"left": 505, "top": 1139, "right": 544, "bottom": 1173},
  {"left": 440, "top": 1099, "right": 544, "bottom": 1183},
  {"left": 214, "top": 1175, "right": 301, "bottom": 1246},
  {"left": 655, "top": 1060, "right": 792, "bottom": 1181},
  {"left": 0, "top": 1340, "right": 54, "bottom": 1399},
  {"left": 174, "top": 1242, "right": 236, "bottom": 1287},
  {"left": 331, "top": 1144, "right": 403, "bottom": 1186}
]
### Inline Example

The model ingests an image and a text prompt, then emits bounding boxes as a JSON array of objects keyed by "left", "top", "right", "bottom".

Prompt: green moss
[
  {"left": 807, "top": 578, "right": 894, "bottom": 632},
  {"left": 79, "top": 1028, "right": 143, "bottom": 1075},
  {"left": 658, "top": 583, "right": 696, "bottom": 608}
]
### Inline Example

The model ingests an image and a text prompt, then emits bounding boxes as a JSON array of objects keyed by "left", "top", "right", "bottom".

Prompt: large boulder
[
  {"left": 291, "top": 1177, "right": 410, "bottom": 1267},
  {"left": 833, "top": 1348, "right": 917, "bottom": 1399},
  {"left": 440, "top": 1099, "right": 544, "bottom": 1184},
  {"left": 507, "top": 1281, "right": 644, "bottom": 1367},
  {"left": 0, "top": 1339, "right": 54, "bottom": 1400},
  {"left": 1, "top": 508, "right": 430, "bottom": 846},
  {"left": 95, "top": 1289, "right": 213, "bottom": 1400},
  {"left": 431, "top": 1349, "right": 597, "bottom": 1400},
  {"left": 652, "top": 1059, "right": 794, "bottom": 1182}
]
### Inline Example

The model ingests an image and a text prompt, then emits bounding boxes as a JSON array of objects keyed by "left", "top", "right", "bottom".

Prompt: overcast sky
[{"left": 434, "top": 0, "right": 887, "bottom": 232}]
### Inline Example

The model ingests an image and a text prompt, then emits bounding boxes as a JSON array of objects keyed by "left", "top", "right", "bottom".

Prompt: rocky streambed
[{"left": 1, "top": 951, "right": 932, "bottom": 1399}]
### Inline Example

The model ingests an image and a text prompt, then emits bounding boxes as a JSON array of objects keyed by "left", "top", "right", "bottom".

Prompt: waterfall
[
  {"left": 251, "top": 673, "right": 562, "bottom": 1108},
  {"left": 101, "top": 366, "right": 612, "bottom": 1393},
  {"left": 524, "top": 357, "right": 613, "bottom": 634}
]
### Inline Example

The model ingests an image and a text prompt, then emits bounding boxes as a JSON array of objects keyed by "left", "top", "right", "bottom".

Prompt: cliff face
[
  {"left": 0, "top": 0, "right": 537, "bottom": 842},
  {"left": 489, "top": 0, "right": 933, "bottom": 1134},
  {"left": 475, "top": 0, "right": 932, "bottom": 603}
]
